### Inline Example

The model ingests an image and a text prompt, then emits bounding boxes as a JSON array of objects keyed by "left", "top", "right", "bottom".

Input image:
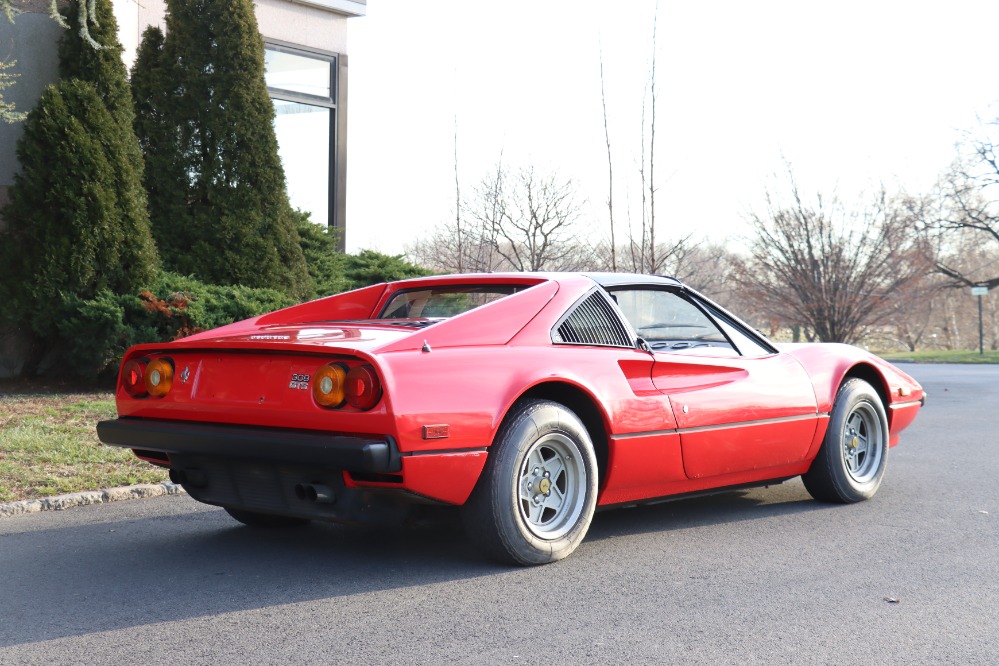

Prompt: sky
[{"left": 344, "top": 1, "right": 999, "bottom": 256}]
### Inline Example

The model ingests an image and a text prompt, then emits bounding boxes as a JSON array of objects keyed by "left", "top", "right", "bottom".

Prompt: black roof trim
[{"left": 583, "top": 273, "right": 683, "bottom": 288}]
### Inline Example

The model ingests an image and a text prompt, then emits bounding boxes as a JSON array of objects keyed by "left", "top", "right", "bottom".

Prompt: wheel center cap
[
  {"left": 538, "top": 478, "right": 552, "bottom": 494},
  {"left": 850, "top": 436, "right": 859, "bottom": 449}
]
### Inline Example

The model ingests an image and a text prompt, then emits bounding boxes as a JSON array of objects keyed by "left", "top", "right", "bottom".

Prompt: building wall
[
  {"left": 0, "top": 10, "right": 63, "bottom": 219},
  {"left": 2, "top": 0, "right": 361, "bottom": 189},
  {"left": 118, "top": 0, "right": 352, "bottom": 67},
  {"left": 257, "top": 0, "right": 350, "bottom": 53}
]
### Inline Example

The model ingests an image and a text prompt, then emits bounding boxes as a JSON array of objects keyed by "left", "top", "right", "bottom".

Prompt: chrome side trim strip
[
  {"left": 404, "top": 447, "right": 488, "bottom": 458},
  {"left": 679, "top": 412, "right": 823, "bottom": 435},
  {"left": 614, "top": 413, "right": 828, "bottom": 439},
  {"left": 613, "top": 429, "right": 679, "bottom": 440}
]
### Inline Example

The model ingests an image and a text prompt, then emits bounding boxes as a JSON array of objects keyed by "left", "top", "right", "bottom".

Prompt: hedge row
[{"left": 56, "top": 271, "right": 297, "bottom": 379}]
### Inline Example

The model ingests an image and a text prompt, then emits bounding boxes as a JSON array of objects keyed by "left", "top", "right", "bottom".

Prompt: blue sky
[{"left": 345, "top": 0, "right": 999, "bottom": 256}]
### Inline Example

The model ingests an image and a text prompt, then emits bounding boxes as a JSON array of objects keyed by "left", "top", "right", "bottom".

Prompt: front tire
[
  {"left": 802, "top": 378, "right": 889, "bottom": 503},
  {"left": 463, "top": 399, "right": 598, "bottom": 565}
]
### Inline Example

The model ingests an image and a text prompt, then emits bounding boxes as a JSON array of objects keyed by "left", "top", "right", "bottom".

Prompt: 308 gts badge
[{"left": 289, "top": 373, "right": 311, "bottom": 390}]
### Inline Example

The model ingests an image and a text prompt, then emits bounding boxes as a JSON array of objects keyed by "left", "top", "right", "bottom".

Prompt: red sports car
[{"left": 97, "top": 273, "right": 924, "bottom": 565}]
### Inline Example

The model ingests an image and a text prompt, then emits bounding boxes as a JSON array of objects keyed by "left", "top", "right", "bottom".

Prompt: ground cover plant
[{"left": 0, "top": 382, "right": 167, "bottom": 503}]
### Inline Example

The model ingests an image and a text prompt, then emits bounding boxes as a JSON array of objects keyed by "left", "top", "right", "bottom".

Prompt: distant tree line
[{"left": 409, "top": 13, "right": 999, "bottom": 352}]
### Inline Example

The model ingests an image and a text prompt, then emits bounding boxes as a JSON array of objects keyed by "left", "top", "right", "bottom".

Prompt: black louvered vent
[{"left": 553, "top": 292, "right": 634, "bottom": 348}]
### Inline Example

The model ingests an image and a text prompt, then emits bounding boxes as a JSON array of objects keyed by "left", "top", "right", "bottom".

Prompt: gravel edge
[{"left": 0, "top": 483, "right": 186, "bottom": 518}]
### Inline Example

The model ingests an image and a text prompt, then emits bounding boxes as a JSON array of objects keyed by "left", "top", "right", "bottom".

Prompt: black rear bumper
[{"left": 96, "top": 418, "right": 401, "bottom": 473}]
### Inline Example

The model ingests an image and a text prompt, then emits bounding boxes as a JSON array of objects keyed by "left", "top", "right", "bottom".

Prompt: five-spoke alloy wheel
[{"left": 517, "top": 432, "right": 588, "bottom": 541}]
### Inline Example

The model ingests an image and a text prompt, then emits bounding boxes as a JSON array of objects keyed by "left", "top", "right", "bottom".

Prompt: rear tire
[
  {"left": 462, "top": 399, "right": 598, "bottom": 566},
  {"left": 223, "top": 507, "right": 310, "bottom": 528},
  {"left": 802, "top": 378, "right": 888, "bottom": 503}
]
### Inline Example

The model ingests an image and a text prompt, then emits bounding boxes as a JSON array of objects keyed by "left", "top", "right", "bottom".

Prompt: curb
[{"left": 0, "top": 482, "right": 186, "bottom": 518}]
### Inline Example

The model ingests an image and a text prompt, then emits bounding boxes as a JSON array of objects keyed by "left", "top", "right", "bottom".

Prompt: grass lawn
[
  {"left": 0, "top": 382, "right": 168, "bottom": 503},
  {"left": 875, "top": 349, "right": 999, "bottom": 364}
]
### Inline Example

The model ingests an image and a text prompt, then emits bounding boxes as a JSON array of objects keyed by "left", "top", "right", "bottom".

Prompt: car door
[{"left": 609, "top": 286, "right": 819, "bottom": 480}]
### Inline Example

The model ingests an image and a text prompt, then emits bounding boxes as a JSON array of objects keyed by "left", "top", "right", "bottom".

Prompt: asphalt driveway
[{"left": 0, "top": 363, "right": 996, "bottom": 665}]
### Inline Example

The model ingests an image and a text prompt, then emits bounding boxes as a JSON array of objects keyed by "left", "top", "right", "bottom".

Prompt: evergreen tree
[
  {"left": 0, "top": 80, "right": 158, "bottom": 347},
  {"left": 131, "top": 26, "right": 188, "bottom": 256},
  {"left": 0, "top": 0, "right": 158, "bottom": 374},
  {"left": 132, "top": 0, "right": 310, "bottom": 299},
  {"left": 296, "top": 216, "right": 351, "bottom": 298},
  {"left": 344, "top": 251, "right": 432, "bottom": 287},
  {"left": 57, "top": 0, "right": 132, "bottom": 125}
]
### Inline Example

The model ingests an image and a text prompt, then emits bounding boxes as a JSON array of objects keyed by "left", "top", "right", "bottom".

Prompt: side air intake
[{"left": 553, "top": 291, "right": 634, "bottom": 348}]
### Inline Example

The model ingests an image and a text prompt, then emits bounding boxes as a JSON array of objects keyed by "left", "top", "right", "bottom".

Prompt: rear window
[{"left": 378, "top": 285, "right": 522, "bottom": 319}]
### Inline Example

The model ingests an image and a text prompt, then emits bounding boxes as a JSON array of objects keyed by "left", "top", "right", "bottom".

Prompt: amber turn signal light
[
  {"left": 145, "top": 357, "right": 174, "bottom": 398},
  {"left": 313, "top": 363, "right": 348, "bottom": 408}
]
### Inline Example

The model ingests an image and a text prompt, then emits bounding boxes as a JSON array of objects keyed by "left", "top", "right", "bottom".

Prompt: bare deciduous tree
[
  {"left": 483, "top": 164, "right": 591, "bottom": 272},
  {"left": 0, "top": 59, "right": 23, "bottom": 123},
  {"left": 646, "top": 6, "right": 659, "bottom": 273},
  {"left": 599, "top": 45, "right": 616, "bottom": 272},
  {"left": 925, "top": 119, "right": 999, "bottom": 290},
  {"left": 736, "top": 173, "right": 930, "bottom": 344},
  {"left": 409, "top": 162, "right": 592, "bottom": 273},
  {"left": 406, "top": 219, "right": 500, "bottom": 274},
  {"left": 625, "top": 3, "right": 663, "bottom": 275}
]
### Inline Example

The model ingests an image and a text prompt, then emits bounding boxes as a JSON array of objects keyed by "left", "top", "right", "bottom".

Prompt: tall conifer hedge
[
  {"left": 132, "top": 0, "right": 310, "bottom": 299},
  {"left": 0, "top": 0, "right": 158, "bottom": 372}
]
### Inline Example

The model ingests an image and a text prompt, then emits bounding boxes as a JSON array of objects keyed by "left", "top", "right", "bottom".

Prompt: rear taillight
[
  {"left": 345, "top": 365, "right": 381, "bottom": 410},
  {"left": 121, "top": 356, "right": 174, "bottom": 398},
  {"left": 122, "top": 359, "right": 147, "bottom": 397}
]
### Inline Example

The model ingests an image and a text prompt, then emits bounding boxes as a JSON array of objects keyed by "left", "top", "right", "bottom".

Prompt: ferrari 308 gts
[{"left": 97, "top": 273, "right": 924, "bottom": 565}]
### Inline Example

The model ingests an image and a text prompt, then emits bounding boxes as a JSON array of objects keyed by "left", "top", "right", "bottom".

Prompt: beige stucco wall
[
  {"left": 0, "top": 11, "right": 63, "bottom": 190},
  {"left": 116, "top": 0, "right": 351, "bottom": 67},
  {"left": 256, "top": 0, "right": 349, "bottom": 53}
]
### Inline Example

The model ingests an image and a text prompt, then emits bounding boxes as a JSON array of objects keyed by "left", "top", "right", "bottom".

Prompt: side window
[
  {"left": 703, "top": 307, "right": 775, "bottom": 358},
  {"left": 610, "top": 288, "right": 737, "bottom": 356}
]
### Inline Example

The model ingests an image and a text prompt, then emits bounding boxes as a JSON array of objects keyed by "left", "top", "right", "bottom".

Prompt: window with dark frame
[{"left": 264, "top": 42, "right": 344, "bottom": 246}]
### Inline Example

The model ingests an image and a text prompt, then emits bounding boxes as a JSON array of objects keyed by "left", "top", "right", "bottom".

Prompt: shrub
[
  {"left": 296, "top": 215, "right": 351, "bottom": 298},
  {"left": 54, "top": 272, "right": 297, "bottom": 379},
  {"left": 343, "top": 250, "right": 433, "bottom": 287}
]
